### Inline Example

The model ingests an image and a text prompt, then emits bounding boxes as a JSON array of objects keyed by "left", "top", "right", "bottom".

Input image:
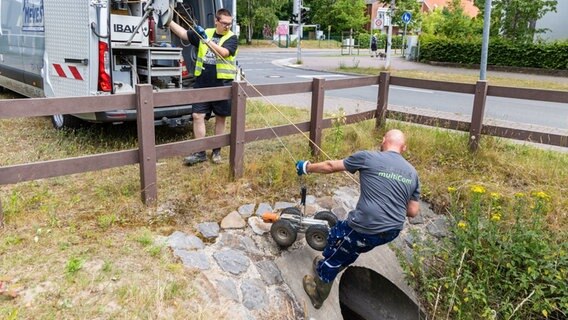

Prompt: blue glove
[
  {"left": 296, "top": 160, "right": 309, "bottom": 176},
  {"left": 195, "top": 25, "right": 207, "bottom": 40}
]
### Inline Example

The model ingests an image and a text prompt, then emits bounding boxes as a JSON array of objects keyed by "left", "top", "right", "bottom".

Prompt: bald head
[{"left": 380, "top": 129, "right": 407, "bottom": 153}]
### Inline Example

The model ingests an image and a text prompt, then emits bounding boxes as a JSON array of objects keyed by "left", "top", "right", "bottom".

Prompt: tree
[
  {"left": 377, "top": 0, "right": 422, "bottom": 31},
  {"left": 237, "top": 0, "right": 288, "bottom": 44},
  {"left": 474, "top": 0, "right": 558, "bottom": 42},
  {"left": 306, "top": 0, "right": 367, "bottom": 34},
  {"left": 329, "top": 0, "right": 368, "bottom": 33},
  {"left": 421, "top": 0, "right": 482, "bottom": 39}
]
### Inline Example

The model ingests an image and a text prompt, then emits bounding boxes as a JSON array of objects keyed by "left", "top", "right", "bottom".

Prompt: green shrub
[
  {"left": 404, "top": 186, "right": 567, "bottom": 319},
  {"left": 419, "top": 35, "right": 568, "bottom": 70}
]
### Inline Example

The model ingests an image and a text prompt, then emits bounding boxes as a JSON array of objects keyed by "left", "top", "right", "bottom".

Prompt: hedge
[
  {"left": 419, "top": 36, "right": 568, "bottom": 70},
  {"left": 357, "top": 33, "right": 404, "bottom": 50}
]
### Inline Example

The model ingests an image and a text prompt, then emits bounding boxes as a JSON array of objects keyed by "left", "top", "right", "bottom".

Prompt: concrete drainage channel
[{"left": 339, "top": 267, "right": 425, "bottom": 320}]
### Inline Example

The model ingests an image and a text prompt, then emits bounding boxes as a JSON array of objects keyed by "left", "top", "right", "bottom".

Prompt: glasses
[{"left": 216, "top": 18, "right": 233, "bottom": 28}]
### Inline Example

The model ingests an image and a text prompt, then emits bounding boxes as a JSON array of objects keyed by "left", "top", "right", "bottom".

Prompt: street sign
[
  {"left": 402, "top": 11, "right": 412, "bottom": 24},
  {"left": 374, "top": 18, "right": 383, "bottom": 29}
]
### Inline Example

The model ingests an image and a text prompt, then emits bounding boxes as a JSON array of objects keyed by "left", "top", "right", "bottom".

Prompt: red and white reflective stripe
[{"left": 52, "top": 64, "right": 84, "bottom": 81}]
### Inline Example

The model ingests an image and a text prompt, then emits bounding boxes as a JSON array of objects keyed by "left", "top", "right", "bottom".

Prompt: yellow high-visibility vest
[{"left": 194, "top": 28, "right": 238, "bottom": 80}]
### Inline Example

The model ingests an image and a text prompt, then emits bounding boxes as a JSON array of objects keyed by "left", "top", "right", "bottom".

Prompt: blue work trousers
[{"left": 315, "top": 220, "right": 400, "bottom": 283}]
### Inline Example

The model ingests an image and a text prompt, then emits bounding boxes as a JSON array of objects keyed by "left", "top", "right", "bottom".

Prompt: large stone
[
  {"left": 221, "top": 211, "right": 246, "bottom": 229},
  {"left": 219, "top": 233, "right": 262, "bottom": 256},
  {"left": 408, "top": 214, "right": 424, "bottom": 225},
  {"left": 213, "top": 249, "right": 251, "bottom": 275},
  {"left": 255, "top": 202, "right": 273, "bottom": 216},
  {"left": 256, "top": 260, "right": 283, "bottom": 285},
  {"left": 216, "top": 278, "right": 239, "bottom": 302},
  {"left": 167, "top": 231, "right": 204, "bottom": 250},
  {"left": 197, "top": 222, "right": 220, "bottom": 239},
  {"left": 333, "top": 186, "right": 359, "bottom": 211},
  {"left": 316, "top": 196, "right": 336, "bottom": 209},
  {"left": 240, "top": 279, "right": 267, "bottom": 310},
  {"left": 238, "top": 204, "right": 256, "bottom": 218},
  {"left": 248, "top": 216, "right": 272, "bottom": 235},
  {"left": 419, "top": 200, "right": 438, "bottom": 219},
  {"left": 332, "top": 206, "right": 348, "bottom": 220},
  {"left": 274, "top": 201, "right": 296, "bottom": 210},
  {"left": 334, "top": 186, "right": 359, "bottom": 198},
  {"left": 305, "top": 204, "right": 318, "bottom": 216},
  {"left": 305, "top": 195, "right": 317, "bottom": 205},
  {"left": 174, "top": 249, "right": 210, "bottom": 270}
]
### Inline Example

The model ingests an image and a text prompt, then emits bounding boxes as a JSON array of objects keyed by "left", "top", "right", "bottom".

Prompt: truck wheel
[
  {"left": 281, "top": 207, "right": 301, "bottom": 216},
  {"left": 51, "top": 114, "right": 83, "bottom": 130},
  {"left": 270, "top": 219, "right": 297, "bottom": 249},
  {"left": 306, "top": 224, "right": 329, "bottom": 251},
  {"left": 314, "top": 210, "right": 338, "bottom": 228}
]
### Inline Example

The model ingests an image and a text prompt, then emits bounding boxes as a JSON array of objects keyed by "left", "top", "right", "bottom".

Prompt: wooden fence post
[
  {"left": 310, "top": 78, "right": 325, "bottom": 157},
  {"left": 136, "top": 84, "right": 157, "bottom": 205},
  {"left": 469, "top": 80, "right": 488, "bottom": 152},
  {"left": 375, "top": 72, "right": 391, "bottom": 128},
  {"left": 230, "top": 81, "right": 247, "bottom": 180}
]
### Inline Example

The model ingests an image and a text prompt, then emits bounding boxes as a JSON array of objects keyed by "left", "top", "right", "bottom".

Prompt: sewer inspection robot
[{"left": 262, "top": 186, "right": 338, "bottom": 251}]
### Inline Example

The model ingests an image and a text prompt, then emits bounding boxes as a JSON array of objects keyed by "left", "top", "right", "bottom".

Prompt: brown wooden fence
[{"left": 1, "top": 72, "right": 567, "bottom": 219}]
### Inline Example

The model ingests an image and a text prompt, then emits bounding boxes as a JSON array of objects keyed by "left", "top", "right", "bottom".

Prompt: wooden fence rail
[{"left": 1, "top": 72, "right": 567, "bottom": 216}]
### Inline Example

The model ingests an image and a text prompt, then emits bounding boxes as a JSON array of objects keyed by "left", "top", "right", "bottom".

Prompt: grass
[
  {"left": 336, "top": 66, "right": 568, "bottom": 91},
  {"left": 1, "top": 91, "right": 567, "bottom": 318}
]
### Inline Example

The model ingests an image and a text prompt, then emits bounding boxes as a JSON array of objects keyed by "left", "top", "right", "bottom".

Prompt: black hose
[{"left": 91, "top": 22, "right": 109, "bottom": 39}]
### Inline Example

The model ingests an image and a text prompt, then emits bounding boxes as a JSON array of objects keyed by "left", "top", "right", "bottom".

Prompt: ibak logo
[{"left": 113, "top": 24, "right": 149, "bottom": 37}]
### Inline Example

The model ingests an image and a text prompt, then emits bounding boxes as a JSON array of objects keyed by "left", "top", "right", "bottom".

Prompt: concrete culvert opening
[{"left": 339, "top": 266, "right": 426, "bottom": 320}]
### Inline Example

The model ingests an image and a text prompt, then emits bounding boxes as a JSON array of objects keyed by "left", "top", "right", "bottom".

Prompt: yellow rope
[{"left": 173, "top": 9, "right": 360, "bottom": 186}]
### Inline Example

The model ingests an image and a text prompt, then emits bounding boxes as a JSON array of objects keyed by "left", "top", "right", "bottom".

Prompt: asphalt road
[{"left": 238, "top": 50, "right": 568, "bottom": 131}]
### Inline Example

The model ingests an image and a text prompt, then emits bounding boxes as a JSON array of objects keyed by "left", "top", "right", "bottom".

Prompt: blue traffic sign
[{"left": 401, "top": 11, "right": 412, "bottom": 24}]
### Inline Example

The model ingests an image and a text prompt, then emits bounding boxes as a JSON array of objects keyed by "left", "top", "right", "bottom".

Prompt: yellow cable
[{"left": 173, "top": 9, "right": 360, "bottom": 186}]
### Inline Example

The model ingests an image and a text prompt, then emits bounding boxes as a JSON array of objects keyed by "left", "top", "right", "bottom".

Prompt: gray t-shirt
[{"left": 344, "top": 150, "right": 420, "bottom": 234}]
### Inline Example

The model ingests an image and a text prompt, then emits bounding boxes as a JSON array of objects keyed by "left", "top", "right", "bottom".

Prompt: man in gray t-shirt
[{"left": 295, "top": 129, "right": 421, "bottom": 309}]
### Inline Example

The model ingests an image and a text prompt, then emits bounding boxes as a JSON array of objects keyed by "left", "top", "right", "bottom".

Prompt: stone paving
[{"left": 161, "top": 186, "right": 449, "bottom": 319}]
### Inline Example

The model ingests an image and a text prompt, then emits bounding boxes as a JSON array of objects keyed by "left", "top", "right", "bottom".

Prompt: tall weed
[{"left": 404, "top": 186, "right": 567, "bottom": 319}]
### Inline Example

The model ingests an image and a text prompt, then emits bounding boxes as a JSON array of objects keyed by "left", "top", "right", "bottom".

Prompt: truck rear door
[{"left": 43, "top": 0, "right": 94, "bottom": 97}]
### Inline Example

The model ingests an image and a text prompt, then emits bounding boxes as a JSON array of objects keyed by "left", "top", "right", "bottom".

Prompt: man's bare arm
[
  {"left": 169, "top": 21, "right": 188, "bottom": 41},
  {"left": 307, "top": 160, "right": 346, "bottom": 174}
]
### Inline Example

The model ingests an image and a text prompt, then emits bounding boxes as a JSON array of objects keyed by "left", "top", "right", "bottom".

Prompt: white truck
[{"left": 0, "top": 0, "right": 235, "bottom": 129}]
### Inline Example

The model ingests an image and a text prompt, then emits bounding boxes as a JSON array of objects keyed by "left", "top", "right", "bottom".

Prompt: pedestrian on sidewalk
[
  {"left": 168, "top": 8, "right": 238, "bottom": 166},
  {"left": 370, "top": 33, "right": 378, "bottom": 57},
  {"left": 295, "top": 129, "right": 421, "bottom": 309}
]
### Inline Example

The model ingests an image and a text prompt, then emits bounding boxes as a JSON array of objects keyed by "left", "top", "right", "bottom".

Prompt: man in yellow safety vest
[{"left": 169, "top": 8, "right": 238, "bottom": 165}]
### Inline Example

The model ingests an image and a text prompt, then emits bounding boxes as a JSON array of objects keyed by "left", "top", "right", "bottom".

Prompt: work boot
[
  {"left": 183, "top": 151, "right": 206, "bottom": 166},
  {"left": 303, "top": 274, "right": 333, "bottom": 309},
  {"left": 211, "top": 148, "right": 222, "bottom": 164}
]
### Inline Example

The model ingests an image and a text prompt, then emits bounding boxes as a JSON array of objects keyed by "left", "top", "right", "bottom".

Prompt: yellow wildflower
[
  {"left": 458, "top": 221, "right": 467, "bottom": 229},
  {"left": 490, "top": 213, "right": 501, "bottom": 222},
  {"left": 464, "top": 297, "right": 469, "bottom": 303},
  {"left": 470, "top": 185, "right": 486, "bottom": 194},
  {"left": 448, "top": 186, "right": 457, "bottom": 193},
  {"left": 532, "top": 191, "right": 551, "bottom": 201},
  {"left": 514, "top": 192, "right": 525, "bottom": 198},
  {"left": 490, "top": 192, "right": 500, "bottom": 200}
]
